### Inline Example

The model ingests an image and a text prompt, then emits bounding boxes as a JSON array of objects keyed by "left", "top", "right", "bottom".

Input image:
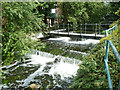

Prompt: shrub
[{"left": 71, "top": 30, "right": 119, "bottom": 88}]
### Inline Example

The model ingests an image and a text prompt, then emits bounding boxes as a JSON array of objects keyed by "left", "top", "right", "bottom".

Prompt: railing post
[
  {"left": 85, "top": 23, "right": 86, "bottom": 34},
  {"left": 54, "top": 23, "right": 55, "bottom": 31},
  {"left": 99, "top": 23, "right": 101, "bottom": 34},
  {"left": 108, "top": 39, "right": 120, "bottom": 90},
  {"left": 119, "top": 80, "right": 120, "bottom": 90},
  {"left": 55, "top": 23, "right": 56, "bottom": 31},
  {"left": 68, "top": 23, "right": 69, "bottom": 36},
  {"left": 75, "top": 23, "right": 76, "bottom": 32},
  {"left": 71, "top": 24, "right": 74, "bottom": 33},
  {"left": 57, "top": 22, "right": 59, "bottom": 30},
  {"left": 105, "top": 31, "right": 109, "bottom": 61},
  {"left": 104, "top": 31, "right": 107, "bottom": 49},
  {"left": 72, "top": 24, "right": 74, "bottom": 31},
  {"left": 104, "top": 39, "right": 113, "bottom": 89},
  {"left": 81, "top": 24, "right": 82, "bottom": 34},
  {"left": 95, "top": 23, "right": 97, "bottom": 37},
  {"left": 79, "top": 24, "right": 81, "bottom": 36},
  {"left": 119, "top": 67, "right": 120, "bottom": 90},
  {"left": 49, "top": 23, "right": 51, "bottom": 32},
  {"left": 48, "top": 23, "right": 49, "bottom": 33},
  {"left": 63, "top": 23, "right": 64, "bottom": 29},
  {"left": 73, "top": 23, "right": 74, "bottom": 33}
]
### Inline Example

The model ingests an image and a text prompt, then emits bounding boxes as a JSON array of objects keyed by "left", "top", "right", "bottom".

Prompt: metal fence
[
  {"left": 104, "top": 25, "right": 120, "bottom": 90},
  {"left": 47, "top": 23, "right": 111, "bottom": 35}
]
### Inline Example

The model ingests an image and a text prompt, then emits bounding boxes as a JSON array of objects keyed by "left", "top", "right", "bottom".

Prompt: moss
[{"left": 49, "top": 48, "right": 64, "bottom": 55}]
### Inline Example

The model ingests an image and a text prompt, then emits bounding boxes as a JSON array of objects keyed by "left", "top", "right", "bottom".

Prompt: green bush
[
  {"left": 71, "top": 36, "right": 119, "bottom": 88},
  {"left": 2, "top": 31, "right": 43, "bottom": 65},
  {"left": 2, "top": 2, "right": 46, "bottom": 65}
]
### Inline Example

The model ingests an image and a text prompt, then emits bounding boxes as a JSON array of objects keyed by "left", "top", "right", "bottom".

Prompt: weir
[
  {"left": 1, "top": 34, "right": 100, "bottom": 89},
  {"left": 1, "top": 51, "right": 82, "bottom": 89},
  {"left": 1, "top": 23, "right": 112, "bottom": 89}
]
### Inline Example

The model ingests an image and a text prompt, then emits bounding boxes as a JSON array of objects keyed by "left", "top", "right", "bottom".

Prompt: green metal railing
[{"left": 104, "top": 24, "right": 120, "bottom": 90}]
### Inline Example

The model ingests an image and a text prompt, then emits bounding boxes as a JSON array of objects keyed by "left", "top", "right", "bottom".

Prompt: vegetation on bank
[
  {"left": 70, "top": 8, "right": 120, "bottom": 88},
  {"left": 2, "top": 2, "right": 47, "bottom": 65},
  {"left": 70, "top": 26, "right": 119, "bottom": 88}
]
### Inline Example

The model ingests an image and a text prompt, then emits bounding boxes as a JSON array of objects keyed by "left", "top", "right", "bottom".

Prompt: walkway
[{"left": 48, "top": 30, "right": 104, "bottom": 38}]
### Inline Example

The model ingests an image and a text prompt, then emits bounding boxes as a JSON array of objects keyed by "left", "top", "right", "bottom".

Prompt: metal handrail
[
  {"left": 104, "top": 24, "right": 120, "bottom": 90},
  {"left": 48, "top": 23, "right": 111, "bottom": 35}
]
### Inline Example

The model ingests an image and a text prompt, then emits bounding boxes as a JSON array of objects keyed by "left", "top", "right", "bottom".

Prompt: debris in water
[{"left": 29, "top": 84, "right": 40, "bottom": 89}]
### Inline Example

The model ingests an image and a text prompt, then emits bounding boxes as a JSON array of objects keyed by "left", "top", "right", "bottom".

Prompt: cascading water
[
  {"left": 1, "top": 51, "right": 82, "bottom": 89},
  {"left": 1, "top": 36, "right": 100, "bottom": 89}
]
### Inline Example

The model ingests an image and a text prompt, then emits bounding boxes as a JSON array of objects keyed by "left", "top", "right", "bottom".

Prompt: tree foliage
[
  {"left": 60, "top": 2, "right": 108, "bottom": 24},
  {"left": 71, "top": 8, "right": 120, "bottom": 89},
  {"left": 2, "top": 2, "right": 46, "bottom": 33},
  {"left": 2, "top": 2, "right": 46, "bottom": 65},
  {"left": 105, "top": 2, "right": 120, "bottom": 22}
]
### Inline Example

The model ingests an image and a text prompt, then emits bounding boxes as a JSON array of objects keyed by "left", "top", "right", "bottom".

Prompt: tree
[
  {"left": 2, "top": 2, "right": 46, "bottom": 65},
  {"left": 59, "top": 2, "right": 108, "bottom": 24},
  {"left": 104, "top": 2, "right": 120, "bottom": 22}
]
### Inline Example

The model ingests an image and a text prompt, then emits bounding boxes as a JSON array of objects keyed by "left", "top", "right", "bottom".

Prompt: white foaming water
[
  {"left": 19, "top": 51, "right": 81, "bottom": 86},
  {"left": 30, "top": 33, "right": 44, "bottom": 40},
  {"left": 37, "top": 33, "right": 44, "bottom": 39},
  {"left": 48, "top": 37, "right": 99, "bottom": 45},
  {"left": 27, "top": 51, "right": 55, "bottom": 65},
  {"left": 28, "top": 54, "right": 55, "bottom": 65},
  {"left": 68, "top": 39, "right": 100, "bottom": 45},
  {"left": 49, "top": 62, "right": 79, "bottom": 80},
  {"left": 48, "top": 37, "right": 71, "bottom": 42}
]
